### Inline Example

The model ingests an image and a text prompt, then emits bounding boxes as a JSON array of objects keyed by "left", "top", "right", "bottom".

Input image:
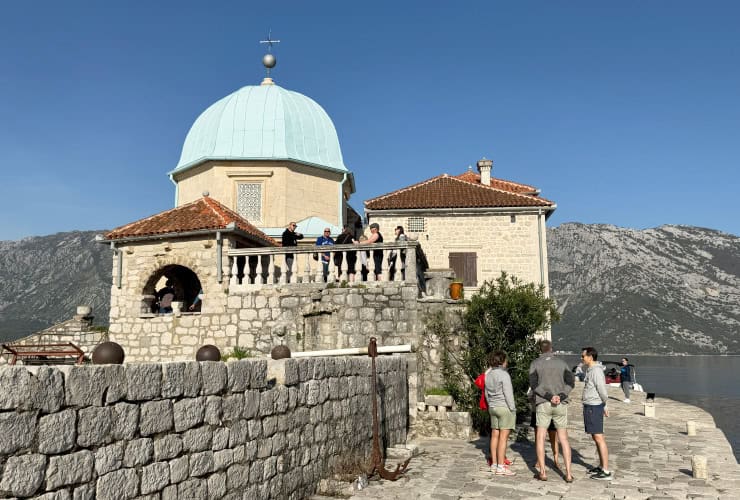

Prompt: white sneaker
[
  {"left": 623, "top": 398, "right": 631, "bottom": 403},
  {"left": 495, "top": 466, "right": 516, "bottom": 476}
]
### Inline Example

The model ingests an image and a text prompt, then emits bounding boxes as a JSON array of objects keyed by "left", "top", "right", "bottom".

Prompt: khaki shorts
[
  {"left": 535, "top": 402, "right": 568, "bottom": 429},
  {"left": 489, "top": 406, "right": 516, "bottom": 430}
]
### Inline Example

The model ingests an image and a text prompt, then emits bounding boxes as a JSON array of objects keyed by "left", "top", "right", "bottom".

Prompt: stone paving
[{"left": 349, "top": 384, "right": 740, "bottom": 499}]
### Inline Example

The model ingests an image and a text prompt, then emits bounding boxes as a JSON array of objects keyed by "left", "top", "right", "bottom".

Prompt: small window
[
  {"left": 407, "top": 217, "right": 425, "bottom": 232},
  {"left": 510, "top": 214, "right": 516, "bottom": 224},
  {"left": 449, "top": 252, "right": 477, "bottom": 287},
  {"left": 236, "top": 183, "right": 262, "bottom": 222}
]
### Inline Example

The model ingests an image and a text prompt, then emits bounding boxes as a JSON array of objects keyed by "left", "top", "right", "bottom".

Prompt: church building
[{"left": 100, "top": 45, "right": 556, "bottom": 361}]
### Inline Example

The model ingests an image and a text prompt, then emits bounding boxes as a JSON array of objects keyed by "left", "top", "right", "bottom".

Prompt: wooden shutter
[
  {"left": 448, "top": 252, "right": 477, "bottom": 287},
  {"left": 464, "top": 253, "right": 477, "bottom": 287}
]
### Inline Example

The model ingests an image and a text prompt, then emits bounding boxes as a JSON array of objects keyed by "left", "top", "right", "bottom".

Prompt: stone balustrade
[{"left": 227, "top": 241, "right": 419, "bottom": 287}]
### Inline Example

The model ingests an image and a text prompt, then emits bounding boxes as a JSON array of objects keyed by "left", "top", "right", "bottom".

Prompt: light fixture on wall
[{"left": 425, "top": 234, "right": 429, "bottom": 240}]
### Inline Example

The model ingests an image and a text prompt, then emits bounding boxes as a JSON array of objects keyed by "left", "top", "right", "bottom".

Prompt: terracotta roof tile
[
  {"left": 105, "top": 197, "right": 277, "bottom": 246},
  {"left": 364, "top": 174, "right": 554, "bottom": 211},
  {"left": 454, "top": 171, "right": 538, "bottom": 194}
]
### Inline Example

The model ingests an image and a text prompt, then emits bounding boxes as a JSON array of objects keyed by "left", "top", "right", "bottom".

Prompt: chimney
[{"left": 477, "top": 157, "right": 493, "bottom": 186}]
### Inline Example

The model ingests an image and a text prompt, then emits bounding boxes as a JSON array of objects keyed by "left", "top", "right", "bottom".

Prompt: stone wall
[
  {"left": 0, "top": 355, "right": 408, "bottom": 499},
  {"left": 110, "top": 284, "right": 420, "bottom": 363}
]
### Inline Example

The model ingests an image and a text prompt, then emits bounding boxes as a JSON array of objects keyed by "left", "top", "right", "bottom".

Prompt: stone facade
[
  {"left": 367, "top": 212, "right": 550, "bottom": 294},
  {"left": 109, "top": 236, "right": 233, "bottom": 322},
  {"left": 0, "top": 356, "right": 408, "bottom": 499},
  {"left": 174, "top": 160, "right": 353, "bottom": 231},
  {"left": 111, "top": 275, "right": 421, "bottom": 363}
]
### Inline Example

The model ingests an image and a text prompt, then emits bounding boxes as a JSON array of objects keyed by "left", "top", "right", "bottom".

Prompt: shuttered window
[{"left": 449, "top": 252, "right": 477, "bottom": 287}]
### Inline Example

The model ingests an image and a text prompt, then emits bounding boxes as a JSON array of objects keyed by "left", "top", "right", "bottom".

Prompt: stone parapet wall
[
  {"left": 0, "top": 355, "right": 408, "bottom": 499},
  {"left": 110, "top": 284, "right": 420, "bottom": 363}
]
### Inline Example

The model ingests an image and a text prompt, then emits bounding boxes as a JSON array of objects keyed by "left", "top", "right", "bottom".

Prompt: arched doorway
[{"left": 142, "top": 265, "right": 203, "bottom": 314}]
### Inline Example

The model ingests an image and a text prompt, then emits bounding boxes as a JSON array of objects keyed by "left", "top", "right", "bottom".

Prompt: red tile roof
[
  {"left": 454, "top": 171, "right": 538, "bottom": 194},
  {"left": 364, "top": 174, "right": 555, "bottom": 211},
  {"left": 105, "top": 197, "right": 277, "bottom": 246}
]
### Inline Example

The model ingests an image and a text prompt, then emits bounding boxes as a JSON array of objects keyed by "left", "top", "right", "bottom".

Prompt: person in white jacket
[{"left": 581, "top": 346, "right": 613, "bottom": 480}]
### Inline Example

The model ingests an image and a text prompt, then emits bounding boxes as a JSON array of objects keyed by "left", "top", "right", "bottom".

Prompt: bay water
[{"left": 561, "top": 354, "right": 740, "bottom": 462}]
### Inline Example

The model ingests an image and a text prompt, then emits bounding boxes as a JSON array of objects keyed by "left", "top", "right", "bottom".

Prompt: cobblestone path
[{"left": 349, "top": 384, "right": 740, "bottom": 499}]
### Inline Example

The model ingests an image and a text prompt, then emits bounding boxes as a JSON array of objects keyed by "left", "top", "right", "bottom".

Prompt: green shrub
[
  {"left": 427, "top": 272, "right": 560, "bottom": 431},
  {"left": 221, "top": 346, "right": 252, "bottom": 361}
]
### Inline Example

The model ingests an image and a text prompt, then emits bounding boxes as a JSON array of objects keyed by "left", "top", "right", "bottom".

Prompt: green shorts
[
  {"left": 535, "top": 402, "right": 568, "bottom": 429},
  {"left": 489, "top": 406, "right": 516, "bottom": 430}
]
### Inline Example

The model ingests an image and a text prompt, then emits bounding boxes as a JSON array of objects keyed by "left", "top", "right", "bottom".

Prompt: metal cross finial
[
  {"left": 259, "top": 30, "right": 280, "bottom": 80},
  {"left": 259, "top": 29, "right": 281, "bottom": 52}
]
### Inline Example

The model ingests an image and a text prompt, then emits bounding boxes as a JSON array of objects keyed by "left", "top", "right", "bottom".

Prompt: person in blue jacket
[
  {"left": 620, "top": 357, "right": 633, "bottom": 403},
  {"left": 315, "top": 228, "right": 335, "bottom": 282}
]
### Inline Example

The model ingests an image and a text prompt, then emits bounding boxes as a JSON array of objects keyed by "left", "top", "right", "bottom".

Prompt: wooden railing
[{"left": 227, "top": 241, "right": 419, "bottom": 286}]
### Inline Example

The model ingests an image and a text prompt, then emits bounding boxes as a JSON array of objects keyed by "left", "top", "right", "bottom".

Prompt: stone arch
[{"left": 142, "top": 264, "right": 204, "bottom": 313}]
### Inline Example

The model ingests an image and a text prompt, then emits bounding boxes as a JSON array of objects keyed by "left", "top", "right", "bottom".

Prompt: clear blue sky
[{"left": 1, "top": 1, "right": 738, "bottom": 241}]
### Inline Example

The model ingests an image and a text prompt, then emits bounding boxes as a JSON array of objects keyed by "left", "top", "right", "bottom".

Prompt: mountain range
[
  {"left": 1, "top": 224, "right": 737, "bottom": 354},
  {"left": 548, "top": 224, "right": 739, "bottom": 354}
]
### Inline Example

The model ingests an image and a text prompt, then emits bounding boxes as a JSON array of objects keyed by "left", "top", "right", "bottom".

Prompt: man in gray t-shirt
[{"left": 528, "top": 339, "right": 574, "bottom": 482}]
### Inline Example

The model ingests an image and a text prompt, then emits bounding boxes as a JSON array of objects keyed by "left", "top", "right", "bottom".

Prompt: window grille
[
  {"left": 407, "top": 217, "right": 425, "bottom": 232},
  {"left": 237, "top": 183, "right": 262, "bottom": 222}
]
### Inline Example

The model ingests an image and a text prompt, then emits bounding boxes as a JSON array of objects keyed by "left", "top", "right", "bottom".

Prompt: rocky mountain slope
[
  {"left": 548, "top": 224, "right": 740, "bottom": 354},
  {"left": 1, "top": 225, "right": 738, "bottom": 354},
  {"left": 0, "top": 231, "right": 111, "bottom": 342}
]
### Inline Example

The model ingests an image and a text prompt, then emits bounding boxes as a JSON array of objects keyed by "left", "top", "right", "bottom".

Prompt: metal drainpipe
[
  {"left": 111, "top": 242, "right": 122, "bottom": 289},
  {"left": 338, "top": 173, "right": 347, "bottom": 229},
  {"left": 537, "top": 209, "right": 545, "bottom": 286},
  {"left": 217, "top": 231, "right": 223, "bottom": 283}
]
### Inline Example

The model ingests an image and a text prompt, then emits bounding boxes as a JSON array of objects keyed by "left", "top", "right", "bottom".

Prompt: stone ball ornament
[
  {"left": 271, "top": 345, "right": 291, "bottom": 360},
  {"left": 196, "top": 344, "right": 222, "bottom": 362},
  {"left": 92, "top": 341, "right": 125, "bottom": 365}
]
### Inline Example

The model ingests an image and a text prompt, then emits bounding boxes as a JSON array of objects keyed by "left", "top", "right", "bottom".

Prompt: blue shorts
[{"left": 583, "top": 404, "right": 605, "bottom": 434}]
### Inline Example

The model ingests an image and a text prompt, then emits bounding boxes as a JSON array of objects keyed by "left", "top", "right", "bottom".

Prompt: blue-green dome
[{"left": 173, "top": 84, "right": 348, "bottom": 173}]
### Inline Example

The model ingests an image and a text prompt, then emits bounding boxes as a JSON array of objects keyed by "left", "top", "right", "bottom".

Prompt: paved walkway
[{"left": 351, "top": 384, "right": 740, "bottom": 499}]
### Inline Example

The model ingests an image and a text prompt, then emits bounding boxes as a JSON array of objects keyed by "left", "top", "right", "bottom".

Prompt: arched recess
[{"left": 142, "top": 264, "right": 203, "bottom": 313}]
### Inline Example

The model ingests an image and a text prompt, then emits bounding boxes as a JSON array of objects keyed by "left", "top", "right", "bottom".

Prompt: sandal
[
  {"left": 565, "top": 475, "right": 574, "bottom": 483},
  {"left": 534, "top": 471, "right": 547, "bottom": 481}
]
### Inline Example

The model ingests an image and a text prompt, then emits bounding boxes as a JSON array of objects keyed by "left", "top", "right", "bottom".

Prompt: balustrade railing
[{"left": 226, "top": 241, "right": 419, "bottom": 287}]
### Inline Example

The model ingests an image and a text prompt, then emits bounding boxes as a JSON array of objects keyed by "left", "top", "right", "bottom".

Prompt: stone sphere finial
[
  {"left": 263, "top": 53, "right": 276, "bottom": 69},
  {"left": 271, "top": 345, "right": 291, "bottom": 360},
  {"left": 92, "top": 341, "right": 125, "bottom": 364},
  {"left": 196, "top": 345, "right": 221, "bottom": 362}
]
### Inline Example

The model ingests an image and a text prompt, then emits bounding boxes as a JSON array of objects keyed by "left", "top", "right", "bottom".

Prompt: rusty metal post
[{"left": 366, "top": 337, "right": 410, "bottom": 481}]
